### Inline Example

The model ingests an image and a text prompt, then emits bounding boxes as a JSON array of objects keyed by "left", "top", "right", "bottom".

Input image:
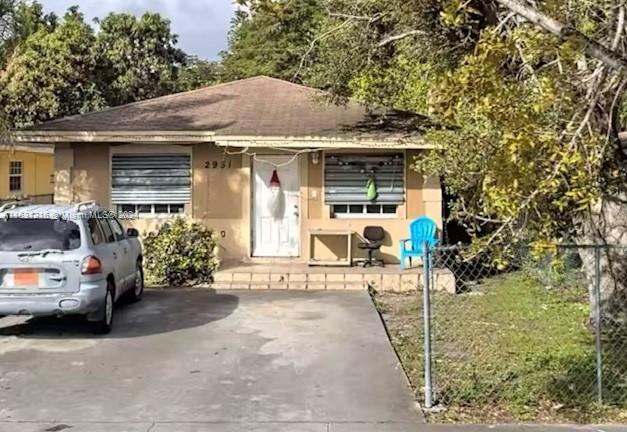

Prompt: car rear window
[{"left": 0, "top": 218, "right": 81, "bottom": 252}]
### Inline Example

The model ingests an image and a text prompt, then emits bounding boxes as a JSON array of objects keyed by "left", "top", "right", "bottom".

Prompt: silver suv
[{"left": 0, "top": 201, "right": 143, "bottom": 334}]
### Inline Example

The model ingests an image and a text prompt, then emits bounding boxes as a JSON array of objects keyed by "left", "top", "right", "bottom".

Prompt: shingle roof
[{"left": 25, "top": 76, "right": 429, "bottom": 141}]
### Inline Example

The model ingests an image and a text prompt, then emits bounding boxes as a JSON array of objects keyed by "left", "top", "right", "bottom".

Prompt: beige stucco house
[{"left": 16, "top": 76, "right": 442, "bottom": 264}]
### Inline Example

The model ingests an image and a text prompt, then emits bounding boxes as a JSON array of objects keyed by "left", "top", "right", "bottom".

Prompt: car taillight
[{"left": 81, "top": 256, "right": 103, "bottom": 275}]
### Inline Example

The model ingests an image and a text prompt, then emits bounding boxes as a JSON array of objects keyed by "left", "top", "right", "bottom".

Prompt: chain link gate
[{"left": 419, "top": 244, "right": 627, "bottom": 420}]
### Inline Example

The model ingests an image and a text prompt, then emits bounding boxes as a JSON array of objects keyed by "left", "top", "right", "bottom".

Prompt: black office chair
[{"left": 358, "top": 226, "right": 385, "bottom": 267}]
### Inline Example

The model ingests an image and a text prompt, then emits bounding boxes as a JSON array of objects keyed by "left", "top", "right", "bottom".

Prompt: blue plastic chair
[{"left": 399, "top": 217, "right": 439, "bottom": 269}]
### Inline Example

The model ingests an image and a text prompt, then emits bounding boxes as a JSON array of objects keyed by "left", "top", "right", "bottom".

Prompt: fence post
[
  {"left": 594, "top": 246, "right": 603, "bottom": 404},
  {"left": 422, "top": 241, "right": 433, "bottom": 409}
]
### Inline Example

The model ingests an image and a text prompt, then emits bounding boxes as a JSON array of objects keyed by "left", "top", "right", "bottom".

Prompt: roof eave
[{"left": 12, "top": 131, "right": 432, "bottom": 149}]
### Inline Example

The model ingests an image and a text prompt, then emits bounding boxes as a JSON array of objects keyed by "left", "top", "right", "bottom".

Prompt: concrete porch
[{"left": 211, "top": 261, "right": 456, "bottom": 292}]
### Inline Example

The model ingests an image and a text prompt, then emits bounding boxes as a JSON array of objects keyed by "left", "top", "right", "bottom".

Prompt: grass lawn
[{"left": 374, "top": 272, "right": 627, "bottom": 423}]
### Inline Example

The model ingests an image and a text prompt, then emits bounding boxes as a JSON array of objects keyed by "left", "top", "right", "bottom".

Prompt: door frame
[{"left": 250, "top": 154, "right": 301, "bottom": 258}]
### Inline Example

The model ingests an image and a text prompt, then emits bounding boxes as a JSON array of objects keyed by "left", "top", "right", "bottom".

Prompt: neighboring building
[
  {"left": 0, "top": 143, "right": 54, "bottom": 201},
  {"left": 16, "top": 76, "right": 442, "bottom": 264}
]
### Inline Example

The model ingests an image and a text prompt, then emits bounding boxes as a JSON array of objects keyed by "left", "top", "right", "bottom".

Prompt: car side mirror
[{"left": 127, "top": 228, "right": 140, "bottom": 238}]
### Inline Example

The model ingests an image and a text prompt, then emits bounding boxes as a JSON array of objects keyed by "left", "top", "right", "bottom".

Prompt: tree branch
[
  {"left": 612, "top": 5, "right": 625, "bottom": 51},
  {"left": 328, "top": 12, "right": 384, "bottom": 22},
  {"left": 494, "top": 0, "right": 627, "bottom": 71},
  {"left": 292, "top": 17, "right": 355, "bottom": 81},
  {"left": 378, "top": 30, "right": 426, "bottom": 47}
]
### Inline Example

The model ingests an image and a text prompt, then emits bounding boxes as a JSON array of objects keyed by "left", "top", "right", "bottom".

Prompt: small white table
[{"left": 308, "top": 229, "right": 353, "bottom": 267}]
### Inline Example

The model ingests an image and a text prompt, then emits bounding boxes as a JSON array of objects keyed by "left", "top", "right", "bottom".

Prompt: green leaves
[
  {"left": 0, "top": 8, "right": 103, "bottom": 127},
  {"left": 312, "top": 0, "right": 620, "bottom": 247},
  {"left": 94, "top": 12, "right": 185, "bottom": 106},
  {"left": 143, "top": 218, "right": 220, "bottom": 287},
  {"left": 0, "top": 5, "right": 187, "bottom": 127},
  {"left": 177, "top": 56, "right": 222, "bottom": 92},
  {"left": 221, "top": 0, "right": 325, "bottom": 82},
  {"left": 420, "top": 23, "right": 609, "bottom": 246}
]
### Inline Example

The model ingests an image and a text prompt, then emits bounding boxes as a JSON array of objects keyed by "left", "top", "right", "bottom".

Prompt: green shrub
[
  {"left": 521, "top": 249, "right": 584, "bottom": 289},
  {"left": 143, "top": 218, "right": 219, "bottom": 286}
]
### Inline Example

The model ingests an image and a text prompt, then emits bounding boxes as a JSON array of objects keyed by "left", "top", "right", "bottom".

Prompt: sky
[{"left": 42, "top": 0, "right": 236, "bottom": 60}]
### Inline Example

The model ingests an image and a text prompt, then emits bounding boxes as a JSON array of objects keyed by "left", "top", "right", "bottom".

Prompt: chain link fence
[{"left": 413, "top": 244, "right": 627, "bottom": 422}]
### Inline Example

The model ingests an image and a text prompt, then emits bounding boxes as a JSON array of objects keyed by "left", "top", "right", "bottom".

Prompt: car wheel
[
  {"left": 93, "top": 282, "right": 114, "bottom": 335},
  {"left": 126, "top": 262, "right": 144, "bottom": 303}
]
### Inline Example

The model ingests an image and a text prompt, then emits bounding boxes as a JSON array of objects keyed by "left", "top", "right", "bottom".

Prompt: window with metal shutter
[
  {"left": 111, "top": 154, "right": 191, "bottom": 205},
  {"left": 324, "top": 154, "right": 405, "bottom": 204}
]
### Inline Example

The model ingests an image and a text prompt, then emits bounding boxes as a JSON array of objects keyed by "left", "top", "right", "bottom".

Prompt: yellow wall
[
  {"left": 54, "top": 142, "right": 443, "bottom": 263},
  {"left": 0, "top": 150, "right": 54, "bottom": 199}
]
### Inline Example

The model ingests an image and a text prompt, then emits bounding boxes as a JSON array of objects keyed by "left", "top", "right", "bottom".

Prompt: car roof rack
[
  {"left": 74, "top": 201, "right": 100, "bottom": 212},
  {"left": 0, "top": 201, "right": 32, "bottom": 213}
]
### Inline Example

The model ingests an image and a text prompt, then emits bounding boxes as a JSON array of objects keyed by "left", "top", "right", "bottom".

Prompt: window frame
[
  {"left": 9, "top": 160, "right": 23, "bottom": 193},
  {"left": 324, "top": 153, "right": 405, "bottom": 220},
  {"left": 97, "top": 217, "right": 116, "bottom": 243},
  {"left": 117, "top": 203, "right": 185, "bottom": 218},
  {"left": 87, "top": 217, "right": 105, "bottom": 246},
  {"left": 331, "top": 203, "right": 399, "bottom": 219},
  {"left": 108, "top": 217, "right": 127, "bottom": 241}
]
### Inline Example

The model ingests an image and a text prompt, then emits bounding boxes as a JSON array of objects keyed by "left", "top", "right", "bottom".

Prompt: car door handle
[{"left": 50, "top": 276, "right": 67, "bottom": 282}]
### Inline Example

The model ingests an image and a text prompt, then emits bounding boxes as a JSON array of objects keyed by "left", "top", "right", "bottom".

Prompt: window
[
  {"left": 88, "top": 218, "right": 105, "bottom": 245},
  {"left": 0, "top": 219, "right": 81, "bottom": 251},
  {"left": 98, "top": 218, "right": 115, "bottom": 243},
  {"left": 109, "top": 218, "right": 126, "bottom": 241},
  {"left": 117, "top": 203, "right": 185, "bottom": 216},
  {"left": 325, "top": 154, "right": 404, "bottom": 218},
  {"left": 111, "top": 154, "right": 191, "bottom": 216},
  {"left": 332, "top": 204, "right": 398, "bottom": 218},
  {"left": 9, "top": 161, "right": 22, "bottom": 192}
]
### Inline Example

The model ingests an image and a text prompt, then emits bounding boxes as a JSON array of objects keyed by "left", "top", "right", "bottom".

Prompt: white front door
[{"left": 252, "top": 156, "right": 300, "bottom": 257}]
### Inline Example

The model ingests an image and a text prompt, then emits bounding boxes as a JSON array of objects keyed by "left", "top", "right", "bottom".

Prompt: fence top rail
[{"left": 433, "top": 244, "right": 627, "bottom": 252}]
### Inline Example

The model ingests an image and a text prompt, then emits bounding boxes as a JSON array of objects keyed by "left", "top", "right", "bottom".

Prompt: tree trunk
[{"left": 578, "top": 194, "right": 627, "bottom": 325}]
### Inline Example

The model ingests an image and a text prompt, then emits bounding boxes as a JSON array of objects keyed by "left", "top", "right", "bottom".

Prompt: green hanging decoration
[{"left": 366, "top": 175, "right": 378, "bottom": 201}]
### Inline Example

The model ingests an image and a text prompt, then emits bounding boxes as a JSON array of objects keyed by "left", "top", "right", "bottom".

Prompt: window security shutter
[
  {"left": 324, "top": 154, "right": 405, "bottom": 204},
  {"left": 111, "top": 154, "right": 191, "bottom": 204}
]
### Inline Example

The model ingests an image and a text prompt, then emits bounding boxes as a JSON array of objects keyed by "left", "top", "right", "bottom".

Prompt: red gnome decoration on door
[{"left": 267, "top": 168, "right": 284, "bottom": 218}]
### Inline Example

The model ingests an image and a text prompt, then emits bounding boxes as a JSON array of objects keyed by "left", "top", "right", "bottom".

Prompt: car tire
[
  {"left": 126, "top": 262, "right": 144, "bottom": 303},
  {"left": 93, "top": 282, "right": 114, "bottom": 335}
]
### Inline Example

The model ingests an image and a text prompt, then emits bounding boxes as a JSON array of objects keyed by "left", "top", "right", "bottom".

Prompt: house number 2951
[{"left": 205, "top": 160, "right": 233, "bottom": 169}]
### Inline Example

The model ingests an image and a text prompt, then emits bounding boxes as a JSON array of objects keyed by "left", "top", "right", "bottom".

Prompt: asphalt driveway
[{"left": 0, "top": 290, "right": 423, "bottom": 432}]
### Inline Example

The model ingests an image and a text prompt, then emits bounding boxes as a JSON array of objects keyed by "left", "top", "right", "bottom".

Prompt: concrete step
[
  {"left": 209, "top": 280, "right": 367, "bottom": 290},
  {"left": 210, "top": 265, "right": 456, "bottom": 293}
]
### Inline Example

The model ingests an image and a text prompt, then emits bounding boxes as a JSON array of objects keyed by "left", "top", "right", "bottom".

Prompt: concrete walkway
[
  {"left": 0, "top": 422, "right": 624, "bottom": 431},
  {"left": 0, "top": 290, "right": 424, "bottom": 432}
]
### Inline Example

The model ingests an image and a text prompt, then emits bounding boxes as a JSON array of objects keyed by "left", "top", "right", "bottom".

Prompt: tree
[
  {"left": 177, "top": 56, "right": 222, "bottom": 92},
  {"left": 221, "top": 0, "right": 324, "bottom": 82},
  {"left": 306, "top": 0, "right": 627, "bottom": 321},
  {"left": 0, "top": 1, "right": 55, "bottom": 67},
  {"left": 0, "top": 6, "right": 188, "bottom": 127},
  {"left": 0, "top": 0, "right": 24, "bottom": 62},
  {"left": 0, "top": 7, "right": 103, "bottom": 127},
  {"left": 94, "top": 12, "right": 186, "bottom": 106}
]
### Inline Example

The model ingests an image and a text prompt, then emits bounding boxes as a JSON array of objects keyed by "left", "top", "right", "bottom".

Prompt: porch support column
[{"left": 423, "top": 176, "right": 443, "bottom": 229}]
